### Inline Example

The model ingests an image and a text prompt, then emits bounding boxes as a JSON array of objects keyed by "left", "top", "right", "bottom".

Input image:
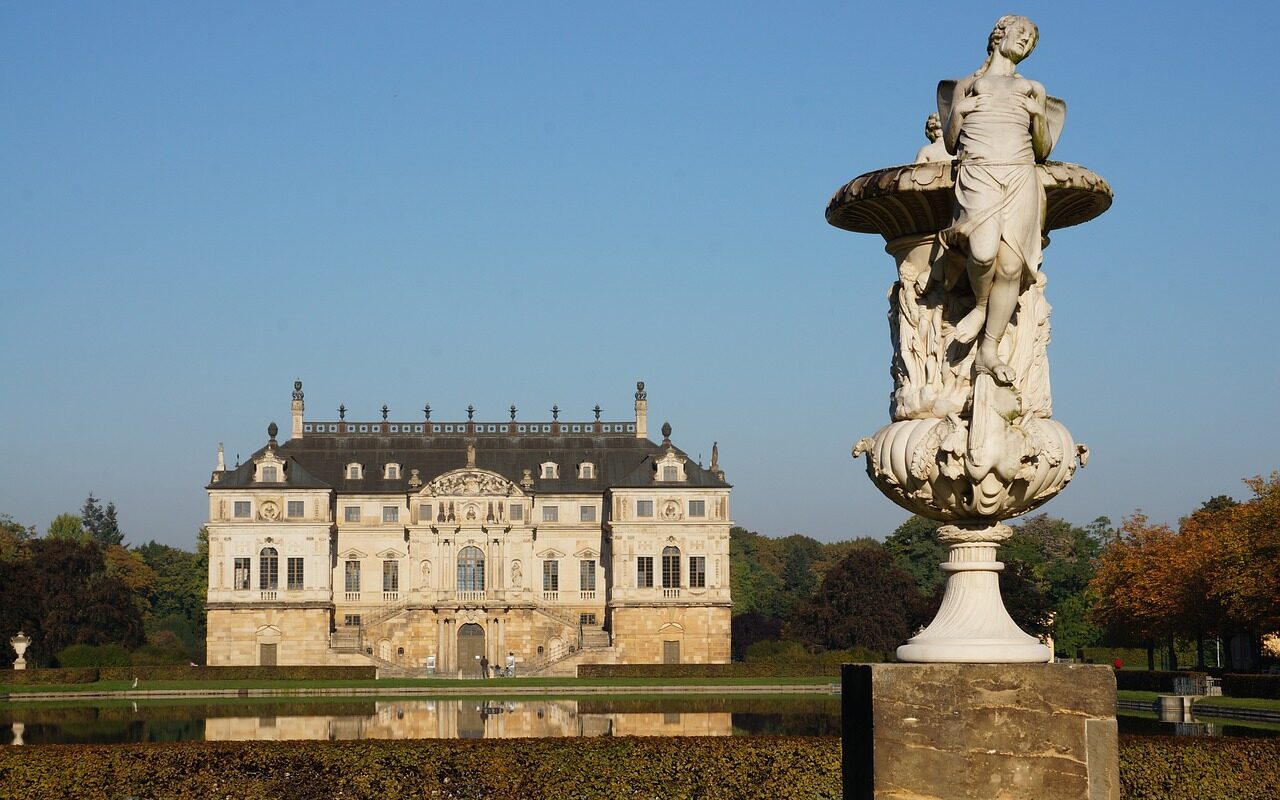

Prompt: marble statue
[
  {"left": 913, "top": 113, "right": 951, "bottom": 164},
  {"left": 827, "top": 16, "right": 1111, "bottom": 663}
]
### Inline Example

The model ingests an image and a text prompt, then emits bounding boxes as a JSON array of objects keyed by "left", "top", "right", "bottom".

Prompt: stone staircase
[{"left": 580, "top": 624, "right": 610, "bottom": 649}]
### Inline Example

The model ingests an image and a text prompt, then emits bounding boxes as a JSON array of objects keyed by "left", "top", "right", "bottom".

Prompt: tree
[
  {"left": 81, "top": 494, "right": 124, "bottom": 546},
  {"left": 136, "top": 532, "right": 209, "bottom": 659},
  {"left": 883, "top": 516, "right": 945, "bottom": 596},
  {"left": 46, "top": 513, "right": 88, "bottom": 543},
  {"left": 0, "top": 514, "right": 36, "bottom": 563}
]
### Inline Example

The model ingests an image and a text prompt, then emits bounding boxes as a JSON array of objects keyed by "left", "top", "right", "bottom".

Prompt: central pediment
[{"left": 421, "top": 468, "right": 519, "bottom": 497}]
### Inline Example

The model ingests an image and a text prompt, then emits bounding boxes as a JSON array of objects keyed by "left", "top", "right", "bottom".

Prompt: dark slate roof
[{"left": 208, "top": 434, "right": 730, "bottom": 493}]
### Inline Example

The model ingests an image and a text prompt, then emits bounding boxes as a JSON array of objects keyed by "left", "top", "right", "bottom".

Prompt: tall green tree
[
  {"left": 81, "top": 494, "right": 124, "bottom": 546},
  {"left": 883, "top": 516, "right": 945, "bottom": 596},
  {"left": 46, "top": 513, "right": 88, "bottom": 543}
]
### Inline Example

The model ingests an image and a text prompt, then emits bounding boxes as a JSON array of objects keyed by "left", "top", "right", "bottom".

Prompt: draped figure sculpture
[{"left": 939, "top": 14, "right": 1064, "bottom": 387}]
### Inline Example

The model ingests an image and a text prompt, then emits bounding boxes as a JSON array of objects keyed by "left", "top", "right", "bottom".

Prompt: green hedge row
[
  {"left": 0, "top": 735, "right": 1275, "bottom": 800},
  {"left": 0, "top": 737, "right": 842, "bottom": 800},
  {"left": 1223, "top": 673, "right": 1280, "bottom": 699},
  {"left": 1114, "top": 670, "right": 1205, "bottom": 693},
  {"left": 0, "top": 665, "right": 376, "bottom": 686},
  {"left": 1120, "top": 736, "right": 1280, "bottom": 800},
  {"left": 576, "top": 662, "right": 841, "bottom": 678}
]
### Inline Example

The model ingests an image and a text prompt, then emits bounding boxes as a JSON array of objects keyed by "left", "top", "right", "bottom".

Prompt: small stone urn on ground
[{"left": 10, "top": 631, "right": 31, "bottom": 670}]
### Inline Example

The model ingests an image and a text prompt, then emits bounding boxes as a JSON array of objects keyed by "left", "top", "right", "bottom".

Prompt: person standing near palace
[
  {"left": 480, "top": 655, "right": 489, "bottom": 679},
  {"left": 506, "top": 651, "right": 516, "bottom": 678}
]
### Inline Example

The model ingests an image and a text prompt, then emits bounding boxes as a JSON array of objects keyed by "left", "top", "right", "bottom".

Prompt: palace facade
[{"left": 205, "top": 382, "right": 732, "bottom": 675}]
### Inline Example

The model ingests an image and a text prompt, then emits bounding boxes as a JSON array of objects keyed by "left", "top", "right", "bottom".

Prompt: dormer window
[
  {"left": 654, "top": 451, "right": 687, "bottom": 482},
  {"left": 579, "top": 462, "right": 595, "bottom": 480},
  {"left": 384, "top": 463, "right": 400, "bottom": 480},
  {"left": 662, "top": 466, "right": 677, "bottom": 481},
  {"left": 541, "top": 462, "right": 559, "bottom": 480},
  {"left": 262, "top": 466, "right": 278, "bottom": 483},
  {"left": 346, "top": 463, "right": 364, "bottom": 480}
]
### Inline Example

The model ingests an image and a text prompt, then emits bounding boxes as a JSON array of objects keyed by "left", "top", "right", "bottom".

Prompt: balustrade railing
[
  {"left": 344, "top": 591, "right": 361, "bottom": 602},
  {"left": 457, "top": 590, "right": 486, "bottom": 602},
  {"left": 663, "top": 588, "right": 681, "bottom": 598},
  {"left": 383, "top": 591, "right": 400, "bottom": 602},
  {"left": 579, "top": 590, "right": 596, "bottom": 601},
  {"left": 260, "top": 590, "right": 278, "bottom": 601},
  {"left": 542, "top": 591, "right": 559, "bottom": 602}
]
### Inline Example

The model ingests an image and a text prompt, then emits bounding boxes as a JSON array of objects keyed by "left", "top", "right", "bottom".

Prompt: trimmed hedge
[
  {"left": 1120, "top": 736, "right": 1280, "bottom": 800},
  {"left": 1223, "top": 673, "right": 1280, "bottom": 699},
  {"left": 577, "top": 662, "right": 842, "bottom": 678},
  {"left": 1114, "top": 670, "right": 1205, "bottom": 693},
  {"left": 0, "top": 668, "right": 99, "bottom": 686},
  {"left": 95, "top": 665, "right": 376, "bottom": 681},
  {"left": 0, "top": 737, "right": 842, "bottom": 800}
]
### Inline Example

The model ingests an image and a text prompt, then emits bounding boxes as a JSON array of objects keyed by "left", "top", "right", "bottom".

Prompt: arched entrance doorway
[{"left": 457, "top": 623, "right": 485, "bottom": 677}]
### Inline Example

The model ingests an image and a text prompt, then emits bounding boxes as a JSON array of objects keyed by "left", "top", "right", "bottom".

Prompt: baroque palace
[{"left": 205, "top": 381, "right": 732, "bottom": 675}]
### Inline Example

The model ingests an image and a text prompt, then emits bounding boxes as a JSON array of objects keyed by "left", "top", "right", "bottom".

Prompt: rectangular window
[
  {"left": 688, "top": 500, "right": 706, "bottom": 517},
  {"left": 663, "top": 466, "right": 678, "bottom": 481},
  {"left": 542, "top": 505, "right": 559, "bottom": 522},
  {"left": 509, "top": 503, "right": 524, "bottom": 521},
  {"left": 234, "top": 501, "right": 251, "bottom": 518},
  {"left": 382, "top": 506, "right": 399, "bottom": 523},
  {"left": 383, "top": 560, "right": 399, "bottom": 592},
  {"left": 262, "top": 466, "right": 278, "bottom": 482},
  {"left": 636, "top": 500, "right": 653, "bottom": 517},
  {"left": 345, "top": 560, "right": 361, "bottom": 593},
  {"left": 543, "top": 560, "right": 559, "bottom": 591},
  {"left": 637, "top": 556, "right": 654, "bottom": 588},
  {"left": 287, "top": 557, "right": 304, "bottom": 590},
  {"left": 234, "top": 557, "right": 251, "bottom": 590},
  {"left": 662, "top": 550, "right": 681, "bottom": 588},
  {"left": 344, "top": 506, "right": 361, "bottom": 523},
  {"left": 580, "top": 559, "right": 596, "bottom": 591},
  {"left": 580, "top": 505, "right": 596, "bottom": 522},
  {"left": 419, "top": 504, "right": 432, "bottom": 522},
  {"left": 580, "top": 613, "right": 597, "bottom": 626},
  {"left": 286, "top": 500, "right": 304, "bottom": 518},
  {"left": 343, "top": 614, "right": 361, "bottom": 627},
  {"left": 690, "top": 556, "right": 706, "bottom": 588},
  {"left": 386, "top": 465, "right": 399, "bottom": 479}
]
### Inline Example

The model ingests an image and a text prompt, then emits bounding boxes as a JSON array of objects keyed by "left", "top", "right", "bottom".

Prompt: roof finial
[
  {"left": 510, "top": 404, "right": 517, "bottom": 421},
  {"left": 338, "top": 404, "right": 346, "bottom": 421},
  {"left": 268, "top": 422, "right": 279, "bottom": 445},
  {"left": 466, "top": 442, "right": 477, "bottom": 468},
  {"left": 593, "top": 404, "right": 602, "bottom": 421},
  {"left": 551, "top": 404, "right": 560, "bottom": 421},
  {"left": 467, "top": 404, "right": 475, "bottom": 421},
  {"left": 635, "top": 381, "right": 646, "bottom": 401},
  {"left": 710, "top": 441, "right": 719, "bottom": 471},
  {"left": 661, "top": 421, "right": 672, "bottom": 446},
  {"left": 382, "top": 404, "right": 389, "bottom": 421},
  {"left": 424, "top": 403, "right": 431, "bottom": 420},
  {"left": 292, "top": 380, "right": 304, "bottom": 401},
  {"left": 216, "top": 443, "right": 225, "bottom": 471}
]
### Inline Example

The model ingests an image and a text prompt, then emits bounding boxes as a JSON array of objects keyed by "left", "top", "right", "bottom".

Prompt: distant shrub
[
  {"left": 744, "top": 640, "right": 885, "bottom": 667},
  {"left": 57, "top": 643, "right": 132, "bottom": 668},
  {"left": 0, "top": 667, "right": 99, "bottom": 685},
  {"left": 130, "top": 643, "right": 191, "bottom": 666},
  {"left": 95, "top": 665, "right": 375, "bottom": 681},
  {"left": 1120, "top": 736, "right": 1280, "bottom": 800},
  {"left": 1114, "top": 670, "right": 1204, "bottom": 693},
  {"left": 578, "top": 661, "right": 844, "bottom": 678},
  {"left": 1222, "top": 673, "right": 1280, "bottom": 699}
]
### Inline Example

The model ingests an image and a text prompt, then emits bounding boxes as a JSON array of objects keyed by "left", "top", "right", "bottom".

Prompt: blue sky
[{"left": 2, "top": 2, "right": 1277, "bottom": 549}]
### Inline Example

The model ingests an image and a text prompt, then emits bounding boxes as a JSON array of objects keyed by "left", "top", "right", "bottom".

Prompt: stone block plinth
[{"left": 842, "top": 663, "right": 1118, "bottom": 800}]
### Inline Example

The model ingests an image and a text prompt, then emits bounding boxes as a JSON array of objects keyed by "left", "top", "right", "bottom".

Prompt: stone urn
[{"left": 10, "top": 631, "right": 31, "bottom": 670}]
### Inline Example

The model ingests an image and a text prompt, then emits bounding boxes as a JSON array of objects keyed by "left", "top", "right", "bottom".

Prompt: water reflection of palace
[{"left": 202, "top": 700, "right": 732, "bottom": 741}]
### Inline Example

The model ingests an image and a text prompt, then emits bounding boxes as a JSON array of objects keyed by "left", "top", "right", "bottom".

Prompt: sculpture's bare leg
[
  {"left": 953, "top": 217, "right": 1000, "bottom": 344},
  {"left": 976, "top": 241, "right": 1021, "bottom": 385}
]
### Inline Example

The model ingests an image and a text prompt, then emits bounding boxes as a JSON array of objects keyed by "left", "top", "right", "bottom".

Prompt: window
[
  {"left": 234, "top": 557, "right": 251, "bottom": 590},
  {"left": 382, "top": 506, "right": 399, "bottom": 523},
  {"left": 541, "top": 462, "right": 558, "bottom": 479},
  {"left": 419, "top": 504, "right": 432, "bottom": 522},
  {"left": 344, "top": 560, "right": 361, "bottom": 593},
  {"left": 636, "top": 500, "right": 653, "bottom": 517},
  {"left": 580, "top": 613, "right": 597, "bottom": 626},
  {"left": 234, "top": 501, "right": 251, "bottom": 518},
  {"left": 344, "top": 506, "right": 361, "bottom": 523},
  {"left": 259, "top": 547, "right": 279, "bottom": 590},
  {"left": 579, "top": 463, "right": 594, "bottom": 479},
  {"left": 457, "top": 546, "right": 485, "bottom": 591},
  {"left": 542, "top": 505, "right": 559, "bottom": 522},
  {"left": 385, "top": 464, "right": 399, "bottom": 480},
  {"left": 346, "top": 463, "right": 363, "bottom": 480},
  {"left": 663, "top": 466, "right": 678, "bottom": 481},
  {"left": 690, "top": 556, "right": 706, "bottom": 588},
  {"left": 509, "top": 503, "right": 523, "bottom": 521},
  {"left": 580, "top": 505, "right": 596, "bottom": 523},
  {"left": 287, "top": 500, "right": 305, "bottom": 518},
  {"left": 543, "top": 559, "right": 559, "bottom": 591},
  {"left": 637, "top": 556, "right": 654, "bottom": 588},
  {"left": 343, "top": 614, "right": 362, "bottom": 627},
  {"left": 287, "top": 557, "right": 304, "bottom": 590},
  {"left": 580, "top": 559, "right": 596, "bottom": 591},
  {"left": 383, "top": 560, "right": 399, "bottom": 592},
  {"left": 262, "top": 466, "right": 278, "bottom": 482},
  {"left": 662, "top": 546, "right": 681, "bottom": 588},
  {"left": 689, "top": 500, "right": 706, "bottom": 517}
]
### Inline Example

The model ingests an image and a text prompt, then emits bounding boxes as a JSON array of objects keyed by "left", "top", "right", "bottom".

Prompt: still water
[
  {"left": 2, "top": 697, "right": 1273, "bottom": 746},
  {"left": 0, "top": 696, "right": 841, "bottom": 745}
]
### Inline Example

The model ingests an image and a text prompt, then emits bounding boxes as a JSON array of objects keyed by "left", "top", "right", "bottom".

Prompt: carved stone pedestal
[{"left": 842, "top": 663, "right": 1119, "bottom": 800}]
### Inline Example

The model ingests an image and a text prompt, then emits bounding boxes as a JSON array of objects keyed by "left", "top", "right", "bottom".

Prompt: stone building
[{"left": 205, "top": 381, "right": 732, "bottom": 675}]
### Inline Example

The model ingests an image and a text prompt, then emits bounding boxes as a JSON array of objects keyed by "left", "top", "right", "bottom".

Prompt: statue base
[
  {"left": 897, "top": 524, "right": 1050, "bottom": 664},
  {"left": 842, "top": 663, "right": 1119, "bottom": 800}
]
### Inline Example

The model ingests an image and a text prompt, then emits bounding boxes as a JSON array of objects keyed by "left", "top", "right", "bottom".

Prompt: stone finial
[
  {"left": 424, "top": 403, "right": 431, "bottom": 420},
  {"left": 710, "top": 441, "right": 719, "bottom": 471},
  {"left": 338, "top": 404, "right": 346, "bottom": 421},
  {"left": 467, "top": 404, "right": 475, "bottom": 421},
  {"left": 409, "top": 468, "right": 422, "bottom": 487},
  {"left": 216, "top": 443, "right": 225, "bottom": 471},
  {"left": 268, "top": 422, "right": 279, "bottom": 444},
  {"left": 661, "top": 421, "right": 672, "bottom": 446},
  {"left": 466, "top": 443, "right": 477, "bottom": 467},
  {"left": 551, "top": 404, "right": 560, "bottom": 421},
  {"left": 635, "top": 381, "right": 646, "bottom": 401},
  {"left": 382, "top": 404, "right": 389, "bottom": 421},
  {"left": 594, "top": 404, "right": 602, "bottom": 421},
  {"left": 521, "top": 468, "right": 534, "bottom": 489},
  {"left": 510, "top": 404, "right": 517, "bottom": 421},
  {"left": 292, "top": 380, "right": 304, "bottom": 401}
]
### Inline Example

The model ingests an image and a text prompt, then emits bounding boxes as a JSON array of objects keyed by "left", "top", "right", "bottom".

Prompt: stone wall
[{"left": 611, "top": 605, "right": 731, "bottom": 664}]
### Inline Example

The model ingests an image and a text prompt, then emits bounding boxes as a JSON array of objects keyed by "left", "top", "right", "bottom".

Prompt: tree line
[{"left": 0, "top": 495, "right": 207, "bottom": 668}]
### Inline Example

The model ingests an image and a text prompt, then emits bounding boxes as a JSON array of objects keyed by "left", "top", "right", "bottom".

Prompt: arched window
[
  {"left": 662, "top": 546, "right": 681, "bottom": 588},
  {"left": 259, "top": 547, "right": 279, "bottom": 590},
  {"left": 457, "top": 546, "right": 485, "bottom": 592}
]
